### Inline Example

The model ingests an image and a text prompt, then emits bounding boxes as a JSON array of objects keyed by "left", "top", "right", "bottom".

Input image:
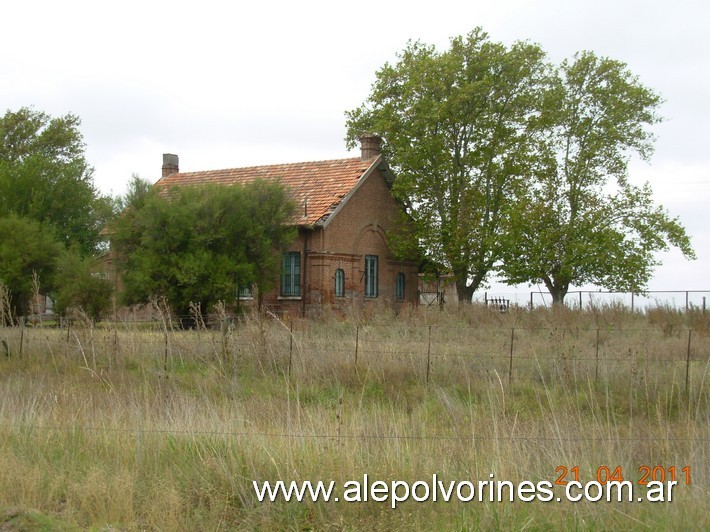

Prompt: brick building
[{"left": 154, "top": 136, "right": 419, "bottom": 315}]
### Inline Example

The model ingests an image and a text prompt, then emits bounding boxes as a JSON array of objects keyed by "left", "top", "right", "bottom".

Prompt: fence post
[
  {"left": 288, "top": 321, "right": 293, "bottom": 377},
  {"left": 685, "top": 291, "right": 689, "bottom": 312},
  {"left": 426, "top": 325, "right": 432, "bottom": 384},
  {"left": 163, "top": 321, "right": 169, "bottom": 373},
  {"left": 685, "top": 329, "right": 692, "bottom": 397},
  {"left": 354, "top": 325, "right": 359, "bottom": 366},
  {"left": 19, "top": 316, "right": 25, "bottom": 357},
  {"left": 579, "top": 291, "right": 583, "bottom": 310},
  {"left": 594, "top": 328, "right": 600, "bottom": 382},
  {"left": 508, "top": 327, "right": 515, "bottom": 386},
  {"left": 530, "top": 292, "right": 534, "bottom": 310}
]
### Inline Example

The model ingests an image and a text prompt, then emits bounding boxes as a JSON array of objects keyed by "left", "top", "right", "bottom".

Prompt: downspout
[{"left": 302, "top": 230, "right": 309, "bottom": 318}]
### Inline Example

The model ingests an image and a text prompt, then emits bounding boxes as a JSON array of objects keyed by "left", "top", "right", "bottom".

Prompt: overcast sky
[{"left": 2, "top": 0, "right": 708, "bottom": 296}]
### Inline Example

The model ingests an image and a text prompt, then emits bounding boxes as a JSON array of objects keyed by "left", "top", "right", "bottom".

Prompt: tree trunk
[
  {"left": 549, "top": 287, "right": 567, "bottom": 306},
  {"left": 455, "top": 270, "right": 485, "bottom": 304},
  {"left": 456, "top": 278, "right": 475, "bottom": 304},
  {"left": 542, "top": 276, "right": 568, "bottom": 307}
]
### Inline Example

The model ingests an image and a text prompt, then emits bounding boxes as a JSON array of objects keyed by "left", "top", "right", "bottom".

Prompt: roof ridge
[{"left": 170, "top": 156, "right": 367, "bottom": 177}]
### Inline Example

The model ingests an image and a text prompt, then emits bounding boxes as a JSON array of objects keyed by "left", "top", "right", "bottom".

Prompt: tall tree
[
  {"left": 346, "top": 29, "right": 549, "bottom": 302},
  {"left": 111, "top": 180, "right": 295, "bottom": 324},
  {"left": 499, "top": 52, "right": 695, "bottom": 304},
  {"left": 0, "top": 107, "right": 111, "bottom": 255},
  {"left": 0, "top": 213, "right": 62, "bottom": 317}
]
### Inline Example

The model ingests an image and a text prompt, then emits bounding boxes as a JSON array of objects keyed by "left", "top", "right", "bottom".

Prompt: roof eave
[{"left": 296, "top": 222, "right": 317, "bottom": 231}]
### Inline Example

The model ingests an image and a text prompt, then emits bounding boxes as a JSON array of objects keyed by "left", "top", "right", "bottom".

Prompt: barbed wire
[
  {"left": 1, "top": 422, "right": 708, "bottom": 444},
  {"left": 294, "top": 346, "right": 707, "bottom": 363},
  {"left": 6, "top": 316, "right": 710, "bottom": 335}
]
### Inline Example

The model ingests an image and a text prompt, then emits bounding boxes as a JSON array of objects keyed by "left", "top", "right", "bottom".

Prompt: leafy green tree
[
  {"left": 0, "top": 213, "right": 62, "bottom": 317},
  {"left": 0, "top": 107, "right": 112, "bottom": 255},
  {"left": 499, "top": 52, "right": 695, "bottom": 304},
  {"left": 119, "top": 173, "right": 153, "bottom": 211},
  {"left": 346, "top": 29, "right": 549, "bottom": 303},
  {"left": 53, "top": 248, "right": 113, "bottom": 321},
  {"left": 111, "top": 180, "right": 295, "bottom": 325}
]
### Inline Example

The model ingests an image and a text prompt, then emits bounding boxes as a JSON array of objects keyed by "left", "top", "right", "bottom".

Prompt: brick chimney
[
  {"left": 359, "top": 134, "right": 382, "bottom": 161},
  {"left": 162, "top": 153, "right": 179, "bottom": 178}
]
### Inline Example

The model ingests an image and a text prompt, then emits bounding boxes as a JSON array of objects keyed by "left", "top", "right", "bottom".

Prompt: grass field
[{"left": 1, "top": 304, "right": 708, "bottom": 530}]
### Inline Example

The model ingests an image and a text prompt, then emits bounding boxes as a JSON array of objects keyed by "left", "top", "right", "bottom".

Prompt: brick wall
[
  {"left": 259, "top": 165, "right": 419, "bottom": 315},
  {"left": 321, "top": 165, "right": 418, "bottom": 307}
]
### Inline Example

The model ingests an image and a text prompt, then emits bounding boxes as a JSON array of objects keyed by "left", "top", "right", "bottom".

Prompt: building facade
[{"left": 154, "top": 136, "right": 419, "bottom": 316}]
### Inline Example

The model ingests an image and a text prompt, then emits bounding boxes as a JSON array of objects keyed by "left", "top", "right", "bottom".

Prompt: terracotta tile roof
[{"left": 155, "top": 157, "right": 377, "bottom": 226}]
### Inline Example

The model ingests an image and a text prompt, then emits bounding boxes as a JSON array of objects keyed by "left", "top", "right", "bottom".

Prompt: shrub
[{"left": 53, "top": 249, "right": 113, "bottom": 321}]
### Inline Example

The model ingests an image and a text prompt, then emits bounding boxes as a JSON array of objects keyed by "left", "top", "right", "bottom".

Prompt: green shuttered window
[{"left": 281, "top": 252, "right": 301, "bottom": 297}]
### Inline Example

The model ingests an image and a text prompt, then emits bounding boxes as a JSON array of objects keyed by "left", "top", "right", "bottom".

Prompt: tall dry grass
[{"left": 0, "top": 304, "right": 708, "bottom": 530}]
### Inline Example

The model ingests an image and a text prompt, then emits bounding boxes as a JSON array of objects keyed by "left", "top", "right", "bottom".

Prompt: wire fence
[
  {"left": 2, "top": 316, "right": 709, "bottom": 458},
  {"left": 0, "top": 422, "right": 707, "bottom": 444},
  {"left": 474, "top": 289, "right": 710, "bottom": 311},
  {"left": 3, "top": 316, "right": 709, "bottom": 395}
]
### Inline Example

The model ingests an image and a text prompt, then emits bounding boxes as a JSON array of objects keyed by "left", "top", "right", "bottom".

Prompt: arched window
[
  {"left": 334, "top": 268, "right": 345, "bottom": 298},
  {"left": 365, "top": 255, "right": 378, "bottom": 298},
  {"left": 396, "top": 272, "right": 405, "bottom": 300}
]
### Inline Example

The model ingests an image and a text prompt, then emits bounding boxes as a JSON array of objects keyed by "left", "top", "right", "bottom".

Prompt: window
[
  {"left": 335, "top": 268, "right": 345, "bottom": 298},
  {"left": 281, "top": 252, "right": 301, "bottom": 297},
  {"left": 364, "top": 255, "right": 378, "bottom": 298},
  {"left": 237, "top": 284, "right": 253, "bottom": 299},
  {"left": 396, "top": 272, "right": 405, "bottom": 300}
]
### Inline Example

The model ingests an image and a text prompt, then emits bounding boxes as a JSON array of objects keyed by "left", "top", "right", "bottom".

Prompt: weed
[{"left": 0, "top": 306, "right": 707, "bottom": 529}]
